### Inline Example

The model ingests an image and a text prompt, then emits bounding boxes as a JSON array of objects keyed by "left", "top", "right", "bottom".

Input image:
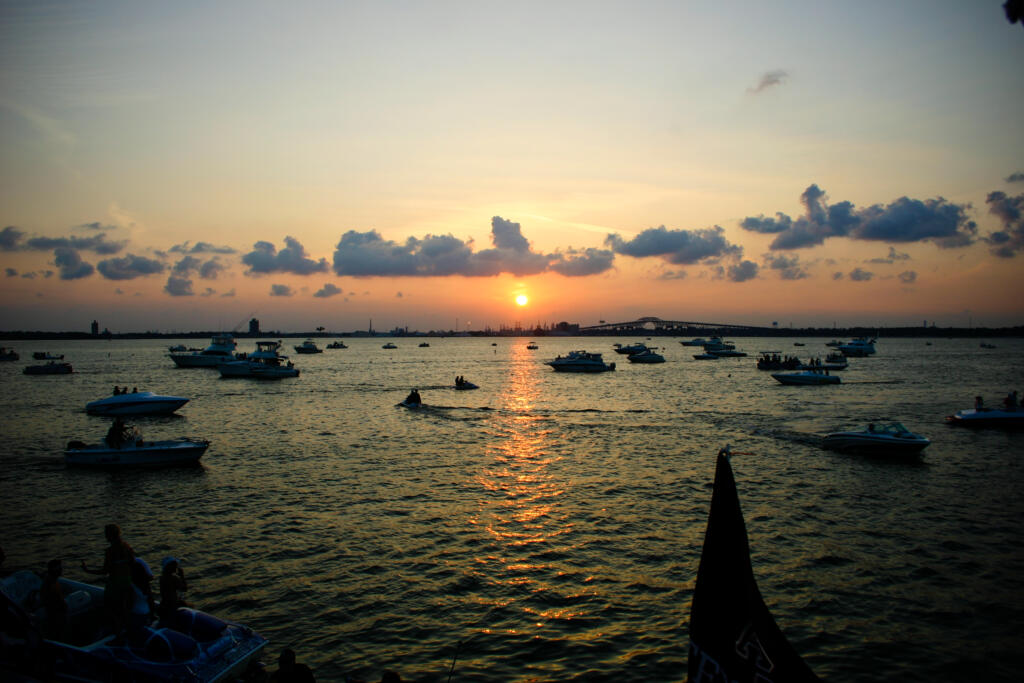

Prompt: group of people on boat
[
  {"left": 111, "top": 386, "right": 138, "bottom": 395},
  {"left": 756, "top": 353, "right": 801, "bottom": 370},
  {"left": 105, "top": 417, "right": 137, "bottom": 448},
  {"left": 454, "top": 375, "right": 470, "bottom": 387},
  {"left": 975, "top": 391, "right": 1021, "bottom": 411},
  {"left": 404, "top": 389, "right": 422, "bottom": 406}
]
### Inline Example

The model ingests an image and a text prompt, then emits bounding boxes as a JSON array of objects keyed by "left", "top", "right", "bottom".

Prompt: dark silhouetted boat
[{"left": 688, "top": 447, "right": 821, "bottom": 682}]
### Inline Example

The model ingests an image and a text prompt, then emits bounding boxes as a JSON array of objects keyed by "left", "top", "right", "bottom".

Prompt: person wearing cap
[{"left": 158, "top": 556, "right": 188, "bottom": 621}]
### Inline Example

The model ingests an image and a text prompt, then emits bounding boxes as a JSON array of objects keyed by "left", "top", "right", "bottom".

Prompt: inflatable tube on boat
[
  {"left": 167, "top": 607, "right": 229, "bottom": 642},
  {"left": 138, "top": 626, "right": 199, "bottom": 663}
]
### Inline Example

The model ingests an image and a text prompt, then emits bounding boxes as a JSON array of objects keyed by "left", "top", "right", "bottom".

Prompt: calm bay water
[{"left": 1, "top": 336, "right": 1023, "bottom": 681}]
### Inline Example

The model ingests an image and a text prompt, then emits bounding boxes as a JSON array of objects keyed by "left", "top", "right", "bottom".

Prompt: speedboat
[
  {"left": 771, "top": 370, "right": 840, "bottom": 385},
  {"left": 64, "top": 435, "right": 210, "bottom": 467},
  {"left": 679, "top": 337, "right": 707, "bottom": 346},
  {"left": 545, "top": 351, "right": 616, "bottom": 372},
  {"left": 326, "top": 340, "right": 348, "bottom": 349},
  {"left": 24, "top": 361, "right": 73, "bottom": 375},
  {"left": 32, "top": 351, "right": 64, "bottom": 360},
  {"left": 419, "top": 342, "right": 430, "bottom": 347},
  {"left": 1, "top": 569, "right": 266, "bottom": 681},
  {"left": 454, "top": 380, "right": 479, "bottom": 390},
  {"left": 823, "top": 423, "right": 930, "bottom": 455},
  {"left": 169, "top": 334, "right": 238, "bottom": 368},
  {"left": 86, "top": 391, "right": 190, "bottom": 416},
  {"left": 0, "top": 347, "right": 18, "bottom": 361},
  {"left": 382, "top": 342, "right": 397, "bottom": 349},
  {"left": 627, "top": 348, "right": 665, "bottom": 363},
  {"left": 613, "top": 342, "right": 648, "bottom": 355},
  {"left": 526, "top": 343, "right": 539, "bottom": 350},
  {"left": 220, "top": 341, "right": 299, "bottom": 379},
  {"left": 838, "top": 337, "right": 876, "bottom": 357},
  {"left": 293, "top": 339, "right": 323, "bottom": 354},
  {"left": 945, "top": 407, "right": 1024, "bottom": 429}
]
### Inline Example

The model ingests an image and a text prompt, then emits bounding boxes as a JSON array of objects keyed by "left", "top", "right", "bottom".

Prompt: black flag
[{"left": 687, "top": 450, "right": 820, "bottom": 682}]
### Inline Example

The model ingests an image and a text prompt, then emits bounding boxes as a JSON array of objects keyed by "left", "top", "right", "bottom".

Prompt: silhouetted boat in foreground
[{"left": 688, "top": 447, "right": 821, "bottom": 682}]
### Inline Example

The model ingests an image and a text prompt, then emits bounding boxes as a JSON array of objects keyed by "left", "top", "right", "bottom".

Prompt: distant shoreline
[{"left": 2, "top": 327, "right": 1022, "bottom": 340}]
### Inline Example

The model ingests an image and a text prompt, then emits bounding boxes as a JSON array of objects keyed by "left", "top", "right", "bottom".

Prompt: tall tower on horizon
[
  {"left": 249, "top": 318, "right": 260, "bottom": 336},
  {"left": 90, "top": 320, "right": 99, "bottom": 335}
]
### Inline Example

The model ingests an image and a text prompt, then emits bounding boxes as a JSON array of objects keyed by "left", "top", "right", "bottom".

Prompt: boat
[
  {"left": 838, "top": 337, "right": 876, "bottom": 357},
  {"left": 693, "top": 353, "right": 719, "bottom": 360},
  {"left": 545, "top": 350, "right": 616, "bottom": 372},
  {"left": 756, "top": 352, "right": 801, "bottom": 371},
  {"left": 168, "top": 344, "right": 187, "bottom": 352},
  {"left": 793, "top": 342, "right": 805, "bottom": 346},
  {"left": 32, "top": 351, "right": 64, "bottom": 360},
  {"left": 454, "top": 378, "right": 478, "bottom": 390},
  {"left": 679, "top": 337, "right": 707, "bottom": 346},
  {"left": 169, "top": 334, "right": 238, "bottom": 368},
  {"left": 687, "top": 447, "right": 821, "bottom": 682},
  {"left": 86, "top": 391, "right": 190, "bottom": 416},
  {"left": 24, "top": 361, "right": 73, "bottom": 375},
  {"left": 707, "top": 349, "right": 748, "bottom": 358},
  {"left": 0, "top": 347, "right": 18, "bottom": 361},
  {"left": 626, "top": 348, "right": 665, "bottom": 363},
  {"left": 382, "top": 342, "right": 397, "bottom": 349},
  {"left": 64, "top": 434, "right": 210, "bottom": 467},
  {"left": 702, "top": 337, "right": 735, "bottom": 352},
  {"left": 823, "top": 422, "right": 930, "bottom": 455},
  {"left": 526, "top": 343, "right": 539, "bottom": 350},
  {"left": 945, "top": 407, "right": 1024, "bottom": 429},
  {"left": 326, "top": 341, "right": 348, "bottom": 349},
  {"left": 771, "top": 370, "right": 840, "bottom": 385},
  {"left": 219, "top": 341, "right": 299, "bottom": 379},
  {"left": 613, "top": 342, "right": 648, "bottom": 355},
  {"left": 825, "top": 339, "right": 843, "bottom": 347},
  {"left": 0, "top": 569, "right": 266, "bottom": 681},
  {"left": 979, "top": 342, "right": 996, "bottom": 349},
  {"left": 419, "top": 342, "right": 430, "bottom": 347},
  {"left": 293, "top": 339, "right": 323, "bottom": 354}
]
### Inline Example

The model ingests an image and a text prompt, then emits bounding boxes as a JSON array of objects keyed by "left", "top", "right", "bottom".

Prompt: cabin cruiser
[
  {"left": 613, "top": 342, "right": 648, "bottom": 355},
  {"left": 679, "top": 337, "right": 707, "bottom": 346},
  {"left": 86, "top": 391, "right": 190, "bottom": 416},
  {"left": 169, "top": 334, "right": 238, "bottom": 367},
  {"left": 945, "top": 407, "right": 1024, "bottom": 429},
  {"left": 702, "top": 337, "right": 735, "bottom": 352},
  {"left": 706, "top": 348, "right": 748, "bottom": 358},
  {"left": 293, "top": 338, "right": 323, "bottom": 354},
  {"left": 0, "top": 569, "right": 266, "bottom": 681},
  {"left": 771, "top": 369, "right": 840, "bottom": 385},
  {"left": 627, "top": 348, "right": 665, "bottom": 363},
  {"left": 24, "top": 361, "right": 73, "bottom": 375},
  {"left": 219, "top": 341, "right": 299, "bottom": 379},
  {"left": 545, "top": 350, "right": 616, "bottom": 372},
  {"left": 0, "top": 347, "right": 18, "bottom": 361},
  {"left": 838, "top": 337, "right": 876, "bottom": 357},
  {"left": 823, "top": 422, "right": 930, "bottom": 455}
]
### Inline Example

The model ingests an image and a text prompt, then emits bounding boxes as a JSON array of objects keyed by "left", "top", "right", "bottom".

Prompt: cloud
[
  {"left": 548, "top": 247, "right": 615, "bottom": 276},
  {"left": 21, "top": 272, "right": 35, "bottom": 279},
  {"left": 727, "top": 260, "right": 759, "bottom": 282},
  {"left": 313, "top": 283, "right": 342, "bottom": 298},
  {"left": 173, "top": 255, "right": 225, "bottom": 279},
  {"left": 169, "top": 241, "right": 236, "bottom": 254},
  {"left": 270, "top": 284, "right": 293, "bottom": 296},
  {"left": 243, "top": 236, "right": 328, "bottom": 275},
  {"left": 5, "top": 267, "right": 16, "bottom": 277},
  {"left": 26, "top": 233, "right": 125, "bottom": 254},
  {"left": 75, "top": 221, "right": 116, "bottom": 231},
  {"left": 97, "top": 254, "right": 165, "bottom": 280},
  {"left": 605, "top": 225, "right": 742, "bottom": 264},
  {"left": 221, "top": 289, "right": 236, "bottom": 297},
  {"left": 868, "top": 246, "right": 912, "bottom": 264},
  {"left": 741, "top": 185, "right": 976, "bottom": 250},
  {"left": 984, "top": 191, "right": 1024, "bottom": 257},
  {"left": 1005, "top": 172, "right": 1024, "bottom": 183},
  {"left": 748, "top": 69, "right": 788, "bottom": 93},
  {"left": 164, "top": 276, "right": 194, "bottom": 296},
  {"left": 763, "top": 253, "right": 809, "bottom": 279},
  {"left": 898, "top": 270, "right": 917, "bottom": 283},
  {"left": 657, "top": 269, "right": 688, "bottom": 280},
  {"left": 199, "top": 258, "right": 225, "bottom": 279},
  {"left": 395, "top": 291, "right": 403, "bottom": 298},
  {"left": 201, "top": 288, "right": 216, "bottom": 297},
  {"left": 849, "top": 267, "right": 874, "bottom": 281},
  {"left": 54, "top": 247, "right": 94, "bottom": 280},
  {"left": 1, "top": 226, "right": 25, "bottom": 250}
]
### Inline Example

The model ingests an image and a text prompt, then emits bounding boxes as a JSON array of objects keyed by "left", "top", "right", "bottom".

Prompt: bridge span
[{"left": 579, "top": 316, "right": 772, "bottom": 334}]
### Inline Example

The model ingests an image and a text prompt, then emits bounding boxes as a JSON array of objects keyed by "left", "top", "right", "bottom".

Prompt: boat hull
[
  {"left": 86, "top": 392, "right": 190, "bottom": 416},
  {"left": 219, "top": 361, "right": 299, "bottom": 378},
  {"left": 945, "top": 409, "right": 1024, "bottom": 429},
  {"left": 823, "top": 433, "right": 930, "bottom": 455},
  {"left": 546, "top": 362, "right": 615, "bottom": 372},
  {"left": 24, "top": 363, "right": 73, "bottom": 375},
  {"left": 772, "top": 372, "right": 840, "bottom": 385},
  {"left": 169, "top": 353, "right": 235, "bottom": 368},
  {"left": 64, "top": 439, "right": 209, "bottom": 467}
]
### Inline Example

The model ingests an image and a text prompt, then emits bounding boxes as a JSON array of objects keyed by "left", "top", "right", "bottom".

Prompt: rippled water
[{"left": 2, "top": 336, "right": 1022, "bottom": 681}]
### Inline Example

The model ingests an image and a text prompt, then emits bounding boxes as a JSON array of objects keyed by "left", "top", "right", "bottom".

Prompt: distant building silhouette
[
  {"left": 91, "top": 320, "right": 99, "bottom": 336},
  {"left": 249, "top": 318, "right": 260, "bottom": 336}
]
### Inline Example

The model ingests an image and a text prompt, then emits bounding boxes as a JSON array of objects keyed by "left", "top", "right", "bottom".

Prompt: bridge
[{"left": 579, "top": 316, "right": 773, "bottom": 334}]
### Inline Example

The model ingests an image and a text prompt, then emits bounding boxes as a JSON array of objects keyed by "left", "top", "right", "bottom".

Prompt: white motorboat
[
  {"left": 679, "top": 337, "right": 707, "bottom": 346},
  {"left": 86, "top": 391, "right": 190, "bottom": 416},
  {"left": 293, "top": 338, "right": 323, "bottom": 354},
  {"left": 546, "top": 350, "right": 616, "bottom": 372},
  {"left": 64, "top": 436, "right": 210, "bottom": 467},
  {"left": 771, "top": 370, "right": 840, "bottom": 385},
  {"left": 627, "top": 348, "right": 665, "bottom": 363},
  {"left": 838, "top": 337, "right": 876, "bottom": 357},
  {"left": 169, "top": 334, "right": 238, "bottom": 367},
  {"left": 945, "top": 407, "right": 1024, "bottom": 429},
  {"left": 1, "top": 569, "right": 266, "bottom": 681},
  {"left": 220, "top": 340, "right": 299, "bottom": 379},
  {"left": 823, "top": 422, "right": 930, "bottom": 455},
  {"left": 613, "top": 342, "right": 648, "bottom": 355}
]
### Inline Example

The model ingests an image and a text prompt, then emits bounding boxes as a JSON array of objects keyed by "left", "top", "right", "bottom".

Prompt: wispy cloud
[{"left": 748, "top": 69, "right": 789, "bottom": 94}]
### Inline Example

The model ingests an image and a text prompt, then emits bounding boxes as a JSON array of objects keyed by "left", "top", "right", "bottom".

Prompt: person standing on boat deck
[
  {"left": 158, "top": 557, "right": 189, "bottom": 621},
  {"left": 40, "top": 559, "right": 68, "bottom": 639},
  {"left": 128, "top": 557, "right": 155, "bottom": 632},
  {"left": 106, "top": 417, "right": 130, "bottom": 449},
  {"left": 80, "top": 524, "right": 135, "bottom": 633},
  {"left": 975, "top": 395, "right": 984, "bottom": 410}
]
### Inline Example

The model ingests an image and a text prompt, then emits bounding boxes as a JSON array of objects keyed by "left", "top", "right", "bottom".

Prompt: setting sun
[{"left": 515, "top": 295, "right": 529, "bottom": 306}]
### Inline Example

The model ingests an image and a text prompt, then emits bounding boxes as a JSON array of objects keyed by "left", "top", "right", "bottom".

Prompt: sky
[{"left": 1, "top": 0, "right": 1023, "bottom": 333}]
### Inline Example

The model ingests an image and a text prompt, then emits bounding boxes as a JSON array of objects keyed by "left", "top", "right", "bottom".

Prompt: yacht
[
  {"left": 545, "top": 350, "right": 616, "bottom": 372},
  {"left": 823, "top": 423, "right": 930, "bottom": 455},
  {"left": 169, "top": 334, "right": 238, "bottom": 367},
  {"left": 293, "top": 339, "right": 323, "bottom": 354},
  {"left": 382, "top": 342, "right": 397, "bottom": 349},
  {"left": 219, "top": 341, "right": 299, "bottom": 379},
  {"left": 86, "top": 391, "right": 190, "bottom": 416},
  {"left": 627, "top": 348, "right": 665, "bottom": 363},
  {"left": 679, "top": 337, "right": 708, "bottom": 346},
  {"left": 838, "top": 337, "right": 876, "bottom": 357},
  {"left": 613, "top": 342, "right": 648, "bottom": 355}
]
